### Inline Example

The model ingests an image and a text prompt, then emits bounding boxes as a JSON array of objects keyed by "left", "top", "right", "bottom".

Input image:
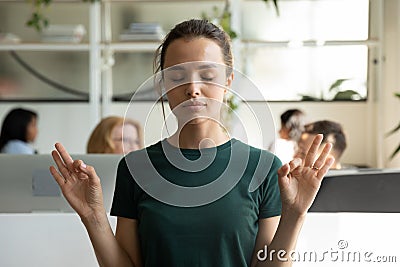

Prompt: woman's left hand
[{"left": 277, "top": 134, "right": 335, "bottom": 216}]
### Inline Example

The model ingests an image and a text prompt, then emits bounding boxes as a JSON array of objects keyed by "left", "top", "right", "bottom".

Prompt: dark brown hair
[
  {"left": 304, "top": 120, "right": 347, "bottom": 158},
  {"left": 280, "top": 109, "right": 306, "bottom": 141},
  {"left": 154, "top": 19, "right": 233, "bottom": 74},
  {"left": 0, "top": 108, "right": 37, "bottom": 151}
]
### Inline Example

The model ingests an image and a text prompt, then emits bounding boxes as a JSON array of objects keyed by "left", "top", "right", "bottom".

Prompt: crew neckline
[{"left": 160, "top": 138, "right": 237, "bottom": 155}]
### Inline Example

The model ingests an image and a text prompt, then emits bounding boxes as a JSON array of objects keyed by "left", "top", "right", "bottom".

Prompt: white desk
[
  {"left": 0, "top": 213, "right": 399, "bottom": 267},
  {"left": 294, "top": 213, "right": 400, "bottom": 266},
  {"left": 0, "top": 213, "right": 116, "bottom": 267}
]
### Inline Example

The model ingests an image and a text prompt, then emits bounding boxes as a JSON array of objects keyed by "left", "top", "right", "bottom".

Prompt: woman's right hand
[{"left": 50, "top": 143, "right": 105, "bottom": 219}]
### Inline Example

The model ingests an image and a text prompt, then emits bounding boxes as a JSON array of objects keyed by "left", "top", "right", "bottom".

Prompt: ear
[{"left": 225, "top": 72, "right": 234, "bottom": 93}]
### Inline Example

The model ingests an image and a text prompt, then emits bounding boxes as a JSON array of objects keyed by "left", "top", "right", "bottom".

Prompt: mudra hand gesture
[
  {"left": 278, "top": 134, "right": 335, "bottom": 216},
  {"left": 49, "top": 143, "right": 105, "bottom": 219}
]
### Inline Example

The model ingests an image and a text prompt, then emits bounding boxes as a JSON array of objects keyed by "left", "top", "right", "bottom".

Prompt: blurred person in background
[
  {"left": 268, "top": 109, "right": 306, "bottom": 164},
  {"left": 0, "top": 107, "right": 38, "bottom": 154},
  {"left": 87, "top": 116, "right": 143, "bottom": 154},
  {"left": 295, "top": 120, "right": 347, "bottom": 169}
]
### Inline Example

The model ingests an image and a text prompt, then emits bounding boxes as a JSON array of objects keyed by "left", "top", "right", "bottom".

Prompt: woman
[
  {"left": 0, "top": 107, "right": 38, "bottom": 154},
  {"left": 268, "top": 109, "right": 306, "bottom": 164},
  {"left": 87, "top": 116, "right": 144, "bottom": 154},
  {"left": 50, "top": 19, "right": 334, "bottom": 267}
]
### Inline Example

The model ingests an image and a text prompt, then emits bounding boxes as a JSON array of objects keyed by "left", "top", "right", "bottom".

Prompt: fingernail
[{"left": 81, "top": 163, "right": 87, "bottom": 169}]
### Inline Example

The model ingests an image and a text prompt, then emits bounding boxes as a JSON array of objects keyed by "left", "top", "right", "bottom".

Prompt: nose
[{"left": 185, "top": 81, "right": 201, "bottom": 97}]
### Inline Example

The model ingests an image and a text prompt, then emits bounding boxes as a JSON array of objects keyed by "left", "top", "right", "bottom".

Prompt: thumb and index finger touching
[{"left": 50, "top": 142, "right": 98, "bottom": 185}]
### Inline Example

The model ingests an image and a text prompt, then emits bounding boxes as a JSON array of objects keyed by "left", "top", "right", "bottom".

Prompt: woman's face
[
  {"left": 111, "top": 124, "right": 140, "bottom": 154},
  {"left": 163, "top": 37, "right": 233, "bottom": 125},
  {"left": 26, "top": 116, "right": 38, "bottom": 142}
]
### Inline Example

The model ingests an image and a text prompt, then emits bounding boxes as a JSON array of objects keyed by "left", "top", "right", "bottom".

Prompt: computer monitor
[
  {"left": 310, "top": 168, "right": 400, "bottom": 212},
  {"left": 0, "top": 154, "right": 122, "bottom": 213}
]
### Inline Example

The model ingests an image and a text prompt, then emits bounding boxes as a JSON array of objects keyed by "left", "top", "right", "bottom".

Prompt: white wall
[{"left": 382, "top": 0, "right": 400, "bottom": 168}]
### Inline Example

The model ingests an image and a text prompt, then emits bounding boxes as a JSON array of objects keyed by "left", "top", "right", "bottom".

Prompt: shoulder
[
  {"left": 233, "top": 139, "right": 281, "bottom": 165},
  {"left": 1, "top": 140, "right": 34, "bottom": 154},
  {"left": 230, "top": 139, "right": 282, "bottom": 189},
  {"left": 118, "top": 140, "right": 163, "bottom": 174},
  {"left": 124, "top": 140, "right": 163, "bottom": 162}
]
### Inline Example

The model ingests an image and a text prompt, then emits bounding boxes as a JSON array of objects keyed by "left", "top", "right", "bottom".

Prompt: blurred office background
[{"left": 0, "top": 0, "right": 399, "bottom": 168}]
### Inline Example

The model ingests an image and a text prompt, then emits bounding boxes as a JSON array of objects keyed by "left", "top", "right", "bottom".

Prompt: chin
[{"left": 186, "top": 117, "right": 209, "bottom": 125}]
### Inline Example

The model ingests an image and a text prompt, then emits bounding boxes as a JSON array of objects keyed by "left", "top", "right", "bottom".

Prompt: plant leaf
[
  {"left": 329, "top": 79, "right": 349, "bottom": 91},
  {"left": 272, "top": 0, "right": 279, "bottom": 16},
  {"left": 261, "top": 0, "right": 280, "bottom": 16},
  {"left": 390, "top": 143, "right": 400, "bottom": 159},
  {"left": 300, "top": 95, "right": 321, "bottom": 101},
  {"left": 333, "top": 90, "right": 361, "bottom": 100},
  {"left": 395, "top": 92, "right": 400, "bottom": 99},
  {"left": 386, "top": 122, "right": 400, "bottom": 137}
]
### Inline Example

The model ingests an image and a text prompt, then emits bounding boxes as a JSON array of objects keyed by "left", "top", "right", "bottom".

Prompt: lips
[
  {"left": 183, "top": 100, "right": 207, "bottom": 107},
  {"left": 181, "top": 100, "right": 207, "bottom": 112}
]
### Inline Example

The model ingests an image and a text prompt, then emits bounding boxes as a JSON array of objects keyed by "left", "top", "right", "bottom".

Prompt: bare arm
[
  {"left": 251, "top": 216, "right": 280, "bottom": 267},
  {"left": 50, "top": 143, "right": 141, "bottom": 267},
  {"left": 251, "top": 134, "right": 335, "bottom": 267},
  {"left": 115, "top": 218, "right": 143, "bottom": 267}
]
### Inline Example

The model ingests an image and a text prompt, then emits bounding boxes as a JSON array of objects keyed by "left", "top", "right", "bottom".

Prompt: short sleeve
[
  {"left": 110, "top": 158, "right": 138, "bottom": 219},
  {"left": 258, "top": 156, "right": 282, "bottom": 219}
]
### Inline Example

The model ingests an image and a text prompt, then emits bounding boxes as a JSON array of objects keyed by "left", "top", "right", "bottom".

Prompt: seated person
[
  {"left": 0, "top": 107, "right": 38, "bottom": 154},
  {"left": 87, "top": 116, "right": 143, "bottom": 154},
  {"left": 295, "top": 120, "right": 347, "bottom": 169},
  {"left": 268, "top": 109, "right": 306, "bottom": 164}
]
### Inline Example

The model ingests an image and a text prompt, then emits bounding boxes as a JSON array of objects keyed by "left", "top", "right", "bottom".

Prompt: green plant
[
  {"left": 26, "top": 0, "right": 99, "bottom": 32},
  {"left": 300, "top": 78, "right": 364, "bottom": 101},
  {"left": 201, "top": 3, "right": 237, "bottom": 40},
  {"left": 261, "top": 0, "right": 279, "bottom": 16},
  {"left": 329, "top": 78, "right": 362, "bottom": 100},
  {"left": 386, "top": 92, "right": 400, "bottom": 159},
  {"left": 202, "top": 0, "right": 279, "bottom": 40},
  {"left": 27, "top": 0, "right": 278, "bottom": 32},
  {"left": 26, "top": 0, "right": 51, "bottom": 32},
  {"left": 226, "top": 93, "right": 240, "bottom": 115},
  {"left": 222, "top": 92, "right": 241, "bottom": 132}
]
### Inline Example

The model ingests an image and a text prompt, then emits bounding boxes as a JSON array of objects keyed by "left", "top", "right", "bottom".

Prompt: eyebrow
[
  {"left": 197, "top": 63, "right": 218, "bottom": 70},
  {"left": 166, "top": 63, "right": 219, "bottom": 71},
  {"left": 167, "top": 65, "right": 185, "bottom": 71}
]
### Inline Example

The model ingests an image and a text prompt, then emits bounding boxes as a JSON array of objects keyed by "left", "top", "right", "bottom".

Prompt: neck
[
  {"left": 330, "top": 152, "right": 342, "bottom": 169},
  {"left": 168, "top": 121, "right": 229, "bottom": 149},
  {"left": 331, "top": 161, "right": 342, "bottom": 169}
]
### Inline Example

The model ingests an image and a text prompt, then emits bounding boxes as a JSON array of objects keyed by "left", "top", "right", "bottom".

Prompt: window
[{"left": 240, "top": 0, "right": 373, "bottom": 101}]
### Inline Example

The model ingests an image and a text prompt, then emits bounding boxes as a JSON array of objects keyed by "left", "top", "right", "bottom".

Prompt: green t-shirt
[{"left": 111, "top": 138, "right": 282, "bottom": 267}]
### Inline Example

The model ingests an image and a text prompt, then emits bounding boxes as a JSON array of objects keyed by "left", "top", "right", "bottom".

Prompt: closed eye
[
  {"left": 165, "top": 69, "right": 186, "bottom": 83},
  {"left": 200, "top": 76, "right": 214, "bottom": 81},
  {"left": 199, "top": 69, "right": 218, "bottom": 82},
  {"left": 170, "top": 77, "right": 185, "bottom": 82}
]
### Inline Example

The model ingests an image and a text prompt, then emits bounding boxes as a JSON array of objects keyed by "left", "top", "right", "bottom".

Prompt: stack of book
[
  {"left": 41, "top": 25, "right": 86, "bottom": 43},
  {"left": 0, "top": 33, "right": 21, "bottom": 43},
  {"left": 119, "top": 23, "right": 164, "bottom": 41}
]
